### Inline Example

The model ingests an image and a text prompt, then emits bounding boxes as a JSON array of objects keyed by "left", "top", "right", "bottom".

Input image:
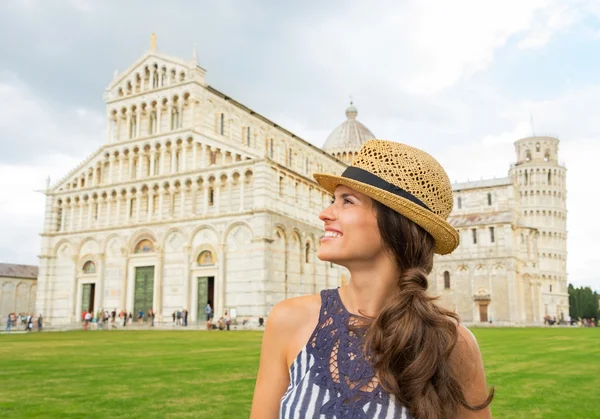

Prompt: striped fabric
[{"left": 279, "top": 289, "right": 412, "bottom": 419}]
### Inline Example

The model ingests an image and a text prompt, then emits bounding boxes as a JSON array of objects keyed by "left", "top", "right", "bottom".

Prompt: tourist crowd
[{"left": 4, "top": 312, "right": 43, "bottom": 332}]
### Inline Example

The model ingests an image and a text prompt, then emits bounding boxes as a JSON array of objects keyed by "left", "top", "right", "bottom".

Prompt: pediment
[{"left": 104, "top": 51, "right": 206, "bottom": 101}]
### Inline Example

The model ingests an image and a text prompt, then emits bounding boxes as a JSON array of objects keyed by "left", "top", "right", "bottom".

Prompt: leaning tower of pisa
[{"left": 510, "top": 136, "right": 569, "bottom": 321}]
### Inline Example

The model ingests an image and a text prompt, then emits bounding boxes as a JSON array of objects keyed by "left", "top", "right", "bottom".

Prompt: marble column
[
  {"left": 191, "top": 183, "right": 198, "bottom": 215},
  {"left": 135, "top": 190, "right": 142, "bottom": 223},
  {"left": 171, "top": 146, "right": 177, "bottom": 173},
  {"left": 136, "top": 154, "right": 143, "bottom": 180},
  {"left": 125, "top": 192, "right": 132, "bottom": 223},
  {"left": 203, "top": 186, "right": 209, "bottom": 215},
  {"left": 105, "top": 196, "right": 112, "bottom": 227},
  {"left": 115, "top": 195, "right": 122, "bottom": 226},
  {"left": 157, "top": 106, "right": 162, "bottom": 134},
  {"left": 180, "top": 187, "right": 186, "bottom": 218},
  {"left": 61, "top": 201, "right": 67, "bottom": 232},
  {"left": 159, "top": 147, "right": 165, "bottom": 175},
  {"left": 147, "top": 191, "right": 154, "bottom": 223},
  {"left": 149, "top": 150, "right": 156, "bottom": 177},
  {"left": 136, "top": 108, "right": 141, "bottom": 137},
  {"left": 182, "top": 142, "right": 188, "bottom": 171},
  {"left": 86, "top": 199, "right": 93, "bottom": 229},
  {"left": 155, "top": 250, "right": 164, "bottom": 321},
  {"left": 192, "top": 141, "right": 198, "bottom": 170},
  {"left": 96, "top": 253, "right": 106, "bottom": 312},
  {"left": 77, "top": 200, "right": 84, "bottom": 231},
  {"left": 129, "top": 154, "right": 134, "bottom": 180},
  {"left": 200, "top": 144, "right": 206, "bottom": 168},
  {"left": 158, "top": 187, "right": 165, "bottom": 220},
  {"left": 239, "top": 176, "right": 245, "bottom": 211}
]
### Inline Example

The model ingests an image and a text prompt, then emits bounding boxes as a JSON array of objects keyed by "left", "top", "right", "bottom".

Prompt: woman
[{"left": 250, "top": 140, "right": 493, "bottom": 419}]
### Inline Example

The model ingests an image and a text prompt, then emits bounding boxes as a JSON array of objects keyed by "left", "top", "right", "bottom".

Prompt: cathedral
[{"left": 36, "top": 39, "right": 568, "bottom": 326}]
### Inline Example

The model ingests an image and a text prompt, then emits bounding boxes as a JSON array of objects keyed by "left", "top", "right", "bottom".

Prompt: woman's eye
[{"left": 344, "top": 199, "right": 353, "bottom": 205}]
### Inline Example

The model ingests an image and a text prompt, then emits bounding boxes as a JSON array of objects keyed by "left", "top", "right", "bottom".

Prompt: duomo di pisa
[{"left": 35, "top": 40, "right": 568, "bottom": 326}]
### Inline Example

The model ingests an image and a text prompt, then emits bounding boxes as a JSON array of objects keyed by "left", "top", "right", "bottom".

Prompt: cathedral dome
[{"left": 322, "top": 103, "right": 375, "bottom": 163}]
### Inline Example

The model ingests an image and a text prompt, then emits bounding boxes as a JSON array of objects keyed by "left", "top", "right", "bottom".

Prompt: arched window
[
  {"left": 83, "top": 261, "right": 96, "bottom": 274},
  {"left": 457, "top": 197, "right": 462, "bottom": 209},
  {"left": 444, "top": 271, "right": 451, "bottom": 289},
  {"left": 525, "top": 150, "right": 531, "bottom": 162},
  {"left": 524, "top": 171, "right": 529, "bottom": 185},
  {"left": 134, "top": 239, "right": 155, "bottom": 254},
  {"left": 219, "top": 113, "right": 224, "bottom": 135},
  {"left": 209, "top": 187, "right": 214, "bottom": 206},
  {"left": 535, "top": 142, "right": 540, "bottom": 152},
  {"left": 246, "top": 127, "right": 251, "bottom": 146},
  {"left": 487, "top": 193, "right": 492, "bottom": 206},
  {"left": 544, "top": 150, "right": 550, "bottom": 161},
  {"left": 198, "top": 250, "right": 214, "bottom": 266},
  {"left": 548, "top": 171, "right": 551, "bottom": 185},
  {"left": 305, "top": 242, "right": 311, "bottom": 263}
]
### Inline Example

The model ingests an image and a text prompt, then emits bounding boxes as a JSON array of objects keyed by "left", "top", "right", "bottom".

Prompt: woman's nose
[{"left": 319, "top": 203, "right": 336, "bottom": 222}]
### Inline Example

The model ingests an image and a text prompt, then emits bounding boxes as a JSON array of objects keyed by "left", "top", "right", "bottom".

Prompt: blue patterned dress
[{"left": 279, "top": 289, "right": 412, "bottom": 419}]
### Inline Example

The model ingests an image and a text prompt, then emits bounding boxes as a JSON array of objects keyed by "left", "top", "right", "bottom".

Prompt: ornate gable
[
  {"left": 52, "top": 147, "right": 108, "bottom": 193},
  {"left": 104, "top": 49, "right": 206, "bottom": 103}
]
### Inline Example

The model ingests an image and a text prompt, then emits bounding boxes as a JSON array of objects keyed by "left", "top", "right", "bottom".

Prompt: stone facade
[
  {"left": 36, "top": 46, "right": 347, "bottom": 326},
  {"left": 0, "top": 263, "right": 38, "bottom": 318},
  {"left": 431, "top": 136, "right": 569, "bottom": 324}
]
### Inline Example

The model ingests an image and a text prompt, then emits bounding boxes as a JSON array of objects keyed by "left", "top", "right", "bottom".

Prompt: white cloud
[
  {"left": 0, "top": 154, "right": 80, "bottom": 265},
  {"left": 302, "top": 0, "right": 579, "bottom": 96},
  {"left": 0, "top": 72, "right": 103, "bottom": 163}
]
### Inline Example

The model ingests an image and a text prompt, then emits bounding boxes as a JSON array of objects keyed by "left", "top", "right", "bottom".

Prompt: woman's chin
[{"left": 317, "top": 251, "right": 343, "bottom": 265}]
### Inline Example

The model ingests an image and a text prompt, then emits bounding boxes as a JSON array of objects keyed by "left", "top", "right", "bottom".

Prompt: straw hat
[{"left": 313, "top": 139, "right": 459, "bottom": 255}]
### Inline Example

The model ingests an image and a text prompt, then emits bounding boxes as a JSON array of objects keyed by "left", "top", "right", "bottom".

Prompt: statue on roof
[{"left": 150, "top": 33, "right": 157, "bottom": 51}]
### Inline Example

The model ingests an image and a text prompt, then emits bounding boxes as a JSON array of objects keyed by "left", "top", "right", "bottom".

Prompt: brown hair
[{"left": 364, "top": 201, "right": 493, "bottom": 419}]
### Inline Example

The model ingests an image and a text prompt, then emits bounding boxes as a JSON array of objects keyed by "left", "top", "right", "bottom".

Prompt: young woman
[{"left": 250, "top": 140, "right": 493, "bottom": 419}]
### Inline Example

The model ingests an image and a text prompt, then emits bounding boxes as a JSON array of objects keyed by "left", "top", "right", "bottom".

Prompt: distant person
[
  {"left": 26, "top": 314, "right": 33, "bottom": 331},
  {"left": 224, "top": 311, "right": 231, "bottom": 331},
  {"left": 205, "top": 304, "right": 212, "bottom": 321},
  {"left": 37, "top": 314, "right": 43, "bottom": 332},
  {"left": 84, "top": 311, "right": 92, "bottom": 330},
  {"left": 5, "top": 313, "right": 11, "bottom": 333}
]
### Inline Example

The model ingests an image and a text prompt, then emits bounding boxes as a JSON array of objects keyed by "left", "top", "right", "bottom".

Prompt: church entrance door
[
  {"left": 197, "top": 276, "right": 215, "bottom": 320},
  {"left": 81, "top": 283, "right": 96, "bottom": 314},
  {"left": 479, "top": 303, "right": 489, "bottom": 322},
  {"left": 134, "top": 266, "right": 155, "bottom": 318}
]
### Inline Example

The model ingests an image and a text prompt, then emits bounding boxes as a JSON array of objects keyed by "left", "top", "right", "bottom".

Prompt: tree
[{"left": 568, "top": 284, "right": 599, "bottom": 319}]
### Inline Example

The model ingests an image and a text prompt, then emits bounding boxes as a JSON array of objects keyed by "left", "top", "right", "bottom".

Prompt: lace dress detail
[{"left": 279, "top": 289, "right": 411, "bottom": 419}]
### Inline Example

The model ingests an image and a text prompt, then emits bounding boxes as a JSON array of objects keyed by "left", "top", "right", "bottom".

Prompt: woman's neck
[{"left": 340, "top": 258, "right": 400, "bottom": 318}]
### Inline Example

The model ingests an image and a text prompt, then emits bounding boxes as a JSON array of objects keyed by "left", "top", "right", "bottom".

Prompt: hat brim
[{"left": 313, "top": 173, "right": 459, "bottom": 255}]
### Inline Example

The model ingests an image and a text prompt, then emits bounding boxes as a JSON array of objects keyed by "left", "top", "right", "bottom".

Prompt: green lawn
[{"left": 0, "top": 328, "right": 597, "bottom": 418}]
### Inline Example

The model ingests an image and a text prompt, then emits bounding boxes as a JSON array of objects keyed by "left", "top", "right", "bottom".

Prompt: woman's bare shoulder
[{"left": 266, "top": 293, "right": 322, "bottom": 332}]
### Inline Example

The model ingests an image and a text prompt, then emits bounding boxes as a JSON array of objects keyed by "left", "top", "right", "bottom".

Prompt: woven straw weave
[{"left": 314, "top": 140, "right": 459, "bottom": 254}]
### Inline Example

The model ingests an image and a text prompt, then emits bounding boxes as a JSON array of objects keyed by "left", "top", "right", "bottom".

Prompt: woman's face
[{"left": 317, "top": 185, "right": 384, "bottom": 266}]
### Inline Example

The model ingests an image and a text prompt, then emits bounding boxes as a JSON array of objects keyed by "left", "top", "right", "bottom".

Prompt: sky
[{"left": 0, "top": 0, "right": 598, "bottom": 290}]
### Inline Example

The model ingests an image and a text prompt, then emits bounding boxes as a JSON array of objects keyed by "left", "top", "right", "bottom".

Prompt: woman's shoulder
[{"left": 267, "top": 293, "right": 323, "bottom": 331}]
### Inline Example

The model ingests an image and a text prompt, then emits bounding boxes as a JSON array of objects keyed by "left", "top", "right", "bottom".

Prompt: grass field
[{"left": 0, "top": 328, "right": 598, "bottom": 418}]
